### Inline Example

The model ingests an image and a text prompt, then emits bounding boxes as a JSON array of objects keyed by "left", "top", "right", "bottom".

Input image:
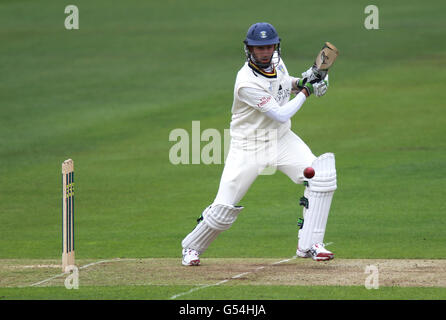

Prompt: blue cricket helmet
[
  {"left": 243, "top": 22, "right": 281, "bottom": 46},
  {"left": 243, "top": 22, "right": 281, "bottom": 69}
]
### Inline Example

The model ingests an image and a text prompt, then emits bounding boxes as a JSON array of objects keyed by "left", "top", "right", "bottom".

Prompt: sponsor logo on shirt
[
  {"left": 275, "top": 87, "right": 290, "bottom": 104},
  {"left": 257, "top": 96, "right": 272, "bottom": 109}
]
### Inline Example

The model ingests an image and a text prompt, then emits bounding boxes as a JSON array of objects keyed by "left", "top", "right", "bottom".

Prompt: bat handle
[{"left": 311, "top": 65, "right": 328, "bottom": 82}]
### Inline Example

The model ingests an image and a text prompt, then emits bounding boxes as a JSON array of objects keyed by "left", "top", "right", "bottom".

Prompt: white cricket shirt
[{"left": 230, "top": 59, "right": 295, "bottom": 141}]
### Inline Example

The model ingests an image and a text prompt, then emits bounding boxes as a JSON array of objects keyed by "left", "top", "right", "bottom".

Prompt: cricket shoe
[
  {"left": 296, "top": 247, "right": 311, "bottom": 258},
  {"left": 182, "top": 248, "right": 200, "bottom": 266},
  {"left": 308, "top": 243, "right": 334, "bottom": 261},
  {"left": 297, "top": 243, "right": 333, "bottom": 261}
]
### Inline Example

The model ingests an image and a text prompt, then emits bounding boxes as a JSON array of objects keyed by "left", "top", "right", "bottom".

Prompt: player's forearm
[{"left": 264, "top": 92, "right": 306, "bottom": 123}]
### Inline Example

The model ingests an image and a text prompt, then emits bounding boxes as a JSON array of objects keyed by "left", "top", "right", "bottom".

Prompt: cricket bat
[
  {"left": 307, "top": 42, "right": 339, "bottom": 82},
  {"left": 314, "top": 42, "right": 339, "bottom": 71}
]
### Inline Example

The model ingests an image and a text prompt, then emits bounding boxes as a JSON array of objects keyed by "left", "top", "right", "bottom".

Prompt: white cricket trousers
[{"left": 213, "top": 129, "right": 316, "bottom": 206}]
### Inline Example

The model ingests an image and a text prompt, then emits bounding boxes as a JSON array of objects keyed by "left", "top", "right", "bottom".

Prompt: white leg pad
[
  {"left": 182, "top": 204, "right": 243, "bottom": 254},
  {"left": 298, "top": 153, "right": 337, "bottom": 251}
]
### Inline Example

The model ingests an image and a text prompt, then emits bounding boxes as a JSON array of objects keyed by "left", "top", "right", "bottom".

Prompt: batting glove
[
  {"left": 312, "top": 73, "right": 329, "bottom": 97},
  {"left": 301, "top": 65, "right": 327, "bottom": 83},
  {"left": 313, "top": 80, "right": 328, "bottom": 97},
  {"left": 297, "top": 78, "right": 314, "bottom": 96}
]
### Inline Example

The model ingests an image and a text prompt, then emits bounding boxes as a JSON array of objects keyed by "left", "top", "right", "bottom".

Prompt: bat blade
[{"left": 315, "top": 42, "right": 339, "bottom": 71}]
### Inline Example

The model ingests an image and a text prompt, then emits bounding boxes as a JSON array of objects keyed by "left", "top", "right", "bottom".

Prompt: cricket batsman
[{"left": 181, "top": 22, "right": 337, "bottom": 265}]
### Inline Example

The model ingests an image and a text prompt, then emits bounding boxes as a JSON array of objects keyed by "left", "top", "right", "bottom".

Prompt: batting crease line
[
  {"left": 169, "top": 255, "right": 297, "bottom": 300},
  {"left": 28, "top": 258, "right": 137, "bottom": 287},
  {"left": 28, "top": 256, "right": 298, "bottom": 291}
]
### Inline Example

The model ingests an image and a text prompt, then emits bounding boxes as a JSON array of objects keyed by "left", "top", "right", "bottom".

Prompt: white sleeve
[
  {"left": 238, "top": 87, "right": 306, "bottom": 123},
  {"left": 265, "top": 92, "right": 306, "bottom": 123}
]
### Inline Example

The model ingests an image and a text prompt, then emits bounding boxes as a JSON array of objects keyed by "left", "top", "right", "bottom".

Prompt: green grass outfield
[
  {"left": 1, "top": 0, "right": 445, "bottom": 300},
  {"left": 1, "top": 285, "right": 445, "bottom": 300}
]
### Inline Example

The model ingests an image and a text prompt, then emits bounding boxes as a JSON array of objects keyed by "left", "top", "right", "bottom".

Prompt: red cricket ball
[{"left": 303, "top": 167, "right": 315, "bottom": 179}]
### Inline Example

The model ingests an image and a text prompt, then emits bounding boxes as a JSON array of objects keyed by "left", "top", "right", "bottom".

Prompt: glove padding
[
  {"left": 313, "top": 77, "right": 328, "bottom": 97},
  {"left": 301, "top": 65, "right": 328, "bottom": 83},
  {"left": 296, "top": 78, "right": 314, "bottom": 96},
  {"left": 297, "top": 75, "right": 329, "bottom": 97}
]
